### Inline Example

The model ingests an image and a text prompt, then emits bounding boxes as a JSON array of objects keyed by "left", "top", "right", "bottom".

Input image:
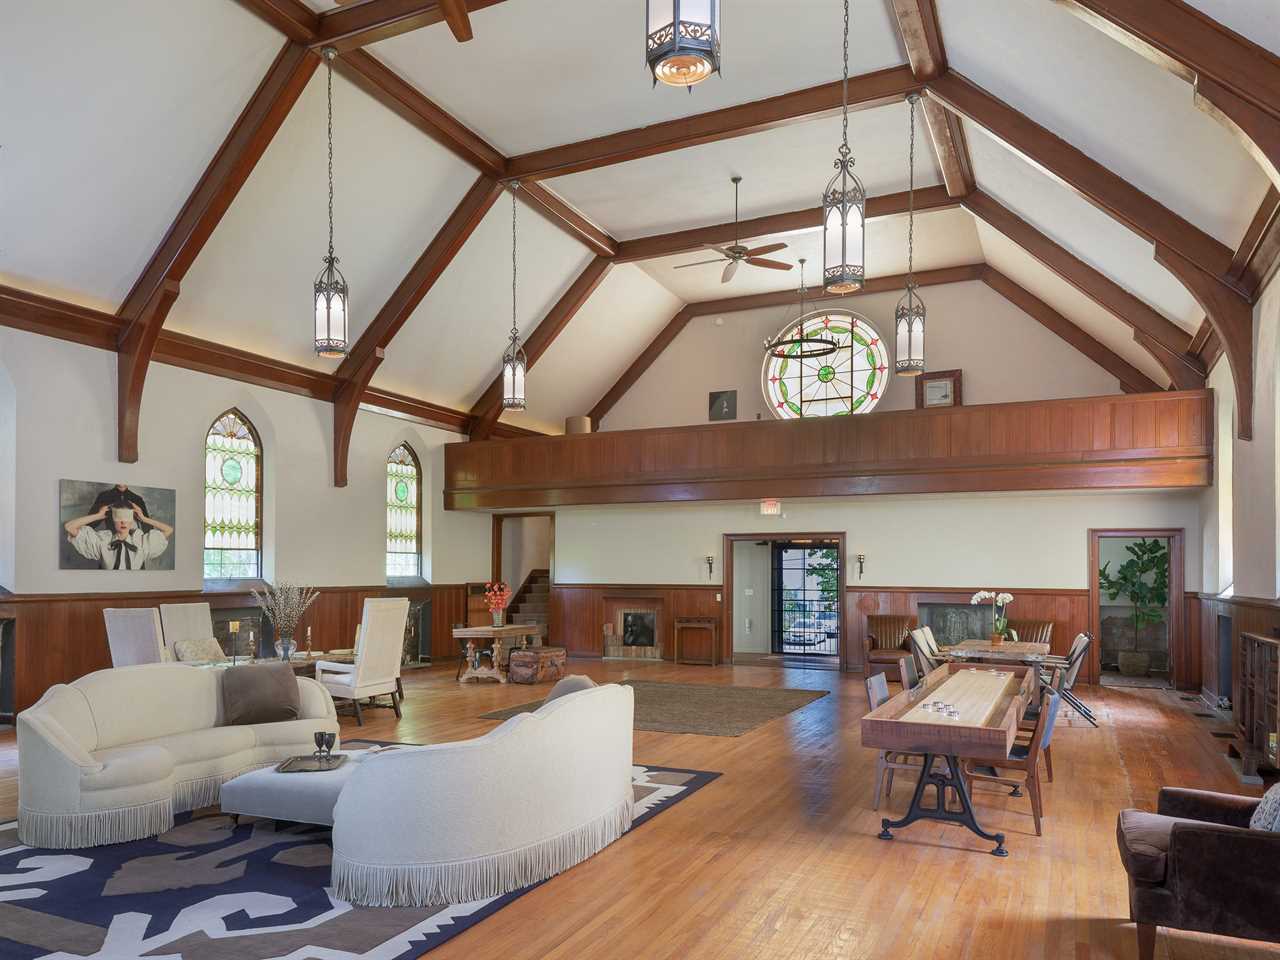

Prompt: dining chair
[
  {"left": 316, "top": 598, "right": 409, "bottom": 725},
  {"left": 864, "top": 673, "right": 923, "bottom": 811},
  {"left": 965, "top": 687, "right": 1062, "bottom": 836},
  {"left": 899, "top": 653, "right": 920, "bottom": 692},
  {"left": 103, "top": 608, "right": 168, "bottom": 666},
  {"left": 1037, "top": 633, "right": 1096, "bottom": 727},
  {"left": 909, "top": 627, "right": 942, "bottom": 677},
  {"left": 158, "top": 602, "right": 215, "bottom": 660}
]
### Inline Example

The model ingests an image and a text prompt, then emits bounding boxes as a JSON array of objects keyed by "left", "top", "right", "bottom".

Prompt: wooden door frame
[
  {"left": 723, "top": 531, "right": 847, "bottom": 671},
  {"left": 1087, "top": 528, "right": 1186, "bottom": 688},
  {"left": 491, "top": 512, "right": 556, "bottom": 587}
]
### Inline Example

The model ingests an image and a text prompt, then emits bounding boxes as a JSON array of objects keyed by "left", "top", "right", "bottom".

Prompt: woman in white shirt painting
[{"left": 64, "top": 504, "right": 173, "bottom": 571}]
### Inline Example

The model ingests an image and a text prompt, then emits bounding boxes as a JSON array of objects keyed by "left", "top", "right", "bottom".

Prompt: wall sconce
[
  {"left": 856, "top": 553, "right": 866, "bottom": 579},
  {"left": 705, "top": 555, "right": 715, "bottom": 580}
]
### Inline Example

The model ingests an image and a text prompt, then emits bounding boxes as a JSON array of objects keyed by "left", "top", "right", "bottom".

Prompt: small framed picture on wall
[
  {"left": 915, "top": 369, "right": 962, "bottom": 409},
  {"left": 708, "top": 390, "right": 737, "bottom": 421}
]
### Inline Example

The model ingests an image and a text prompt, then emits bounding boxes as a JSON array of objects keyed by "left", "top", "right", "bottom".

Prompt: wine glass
[
  {"left": 313, "top": 731, "right": 326, "bottom": 762},
  {"left": 323, "top": 732, "right": 336, "bottom": 759}
]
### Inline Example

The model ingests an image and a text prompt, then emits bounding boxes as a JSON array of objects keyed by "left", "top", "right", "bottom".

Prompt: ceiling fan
[{"left": 674, "top": 176, "right": 794, "bottom": 284}]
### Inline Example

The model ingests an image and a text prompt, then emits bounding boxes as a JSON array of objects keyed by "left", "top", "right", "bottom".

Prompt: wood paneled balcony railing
[{"left": 444, "top": 390, "right": 1213, "bottom": 510}]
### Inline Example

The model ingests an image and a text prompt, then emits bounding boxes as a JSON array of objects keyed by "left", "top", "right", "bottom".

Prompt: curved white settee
[
  {"left": 331, "top": 682, "right": 634, "bottom": 907},
  {"left": 17, "top": 663, "right": 339, "bottom": 848}
]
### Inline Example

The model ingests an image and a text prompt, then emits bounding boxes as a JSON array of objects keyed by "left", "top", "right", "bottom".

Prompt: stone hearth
[{"left": 604, "top": 599, "right": 663, "bottom": 659}]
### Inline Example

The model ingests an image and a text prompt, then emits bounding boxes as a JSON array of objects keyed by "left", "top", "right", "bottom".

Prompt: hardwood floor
[{"left": 0, "top": 661, "right": 1275, "bottom": 960}]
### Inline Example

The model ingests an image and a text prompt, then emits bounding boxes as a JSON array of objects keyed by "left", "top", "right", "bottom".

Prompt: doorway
[
  {"left": 724, "top": 532, "right": 845, "bottom": 670},
  {"left": 491, "top": 513, "right": 555, "bottom": 642},
  {"left": 1088, "top": 528, "right": 1185, "bottom": 689}
]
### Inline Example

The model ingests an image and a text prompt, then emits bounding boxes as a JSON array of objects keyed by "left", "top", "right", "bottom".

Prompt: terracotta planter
[{"left": 988, "top": 632, "right": 1004, "bottom": 645}]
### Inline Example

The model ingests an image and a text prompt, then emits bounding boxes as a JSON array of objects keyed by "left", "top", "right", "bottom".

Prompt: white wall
[
  {"left": 0, "top": 357, "right": 15, "bottom": 591},
  {"left": 1231, "top": 275, "right": 1280, "bottom": 599},
  {"left": 1200, "top": 356, "right": 1235, "bottom": 595},
  {"left": 731, "top": 539, "right": 771, "bottom": 653},
  {"left": 0, "top": 327, "right": 492, "bottom": 594},
  {"left": 601, "top": 280, "right": 1121, "bottom": 431},
  {"left": 555, "top": 490, "right": 1203, "bottom": 591},
  {"left": 501, "top": 515, "right": 551, "bottom": 591}
]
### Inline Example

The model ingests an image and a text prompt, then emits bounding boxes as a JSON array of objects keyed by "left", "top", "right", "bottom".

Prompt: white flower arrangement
[{"left": 971, "top": 589, "right": 1014, "bottom": 636}]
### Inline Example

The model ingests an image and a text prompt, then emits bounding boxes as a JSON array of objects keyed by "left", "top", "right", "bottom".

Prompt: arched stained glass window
[
  {"left": 204, "top": 409, "right": 261, "bottom": 579},
  {"left": 386, "top": 443, "right": 421, "bottom": 579},
  {"left": 761, "top": 308, "right": 889, "bottom": 419}
]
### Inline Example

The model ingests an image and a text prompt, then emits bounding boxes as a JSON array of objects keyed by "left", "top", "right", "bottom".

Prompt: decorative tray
[{"left": 275, "top": 754, "right": 348, "bottom": 773}]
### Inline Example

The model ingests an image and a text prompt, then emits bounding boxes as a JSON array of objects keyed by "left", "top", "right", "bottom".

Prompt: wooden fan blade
[
  {"left": 747, "top": 258, "right": 793, "bottom": 271},
  {"left": 745, "top": 242, "right": 788, "bottom": 257},
  {"left": 674, "top": 258, "right": 728, "bottom": 269},
  {"left": 722, "top": 259, "right": 740, "bottom": 283}
]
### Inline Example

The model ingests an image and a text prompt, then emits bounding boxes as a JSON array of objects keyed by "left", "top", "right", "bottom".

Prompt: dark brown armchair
[
  {"left": 1006, "top": 619, "right": 1054, "bottom": 646},
  {"left": 864, "top": 614, "right": 917, "bottom": 684},
  {"left": 1116, "top": 787, "right": 1280, "bottom": 959}
]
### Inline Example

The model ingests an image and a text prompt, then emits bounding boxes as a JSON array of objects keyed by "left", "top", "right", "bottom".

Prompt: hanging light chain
[
  {"left": 839, "top": 0, "right": 851, "bottom": 160},
  {"left": 907, "top": 92, "right": 917, "bottom": 286},
  {"left": 510, "top": 186, "right": 518, "bottom": 337},
  {"left": 324, "top": 48, "right": 336, "bottom": 262}
]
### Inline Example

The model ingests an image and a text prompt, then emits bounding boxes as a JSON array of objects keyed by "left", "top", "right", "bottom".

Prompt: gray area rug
[{"left": 482, "top": 680, "right": 828, "bottom": 736}]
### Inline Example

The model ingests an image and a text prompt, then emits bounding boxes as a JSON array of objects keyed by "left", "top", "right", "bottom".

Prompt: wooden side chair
[
  {"left": 899, "top": 653, "right": 920, "bottom": 692},
  {"left": 909, "top": 627, "right": 942, "bottom": 677},
  {"left": 864, "top": 673, "right": 923, "bottom": 811},
  {"left": 965, "top": 687, "right": 1062, "bottom": 836}
]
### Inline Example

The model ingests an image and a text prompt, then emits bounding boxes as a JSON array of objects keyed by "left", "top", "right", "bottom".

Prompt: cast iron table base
[{"left": 878, "top": 752, "right": 1008, "bottom": 857}]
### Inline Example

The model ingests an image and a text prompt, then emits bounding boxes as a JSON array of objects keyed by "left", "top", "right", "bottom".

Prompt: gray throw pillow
[
  {"left": 222, "top": 662, "right": 300, "bottom": 726},
  {"left": 542, "top": 674, "right": 597, "bottom": 705},
  {"left": 1250, "top": 782, "right": 1280, "bottom": 832}
]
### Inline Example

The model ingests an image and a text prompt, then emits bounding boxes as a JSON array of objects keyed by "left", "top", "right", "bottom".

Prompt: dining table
[{"left": 860, "top": 662, "right": 1036, "bottom": 856}]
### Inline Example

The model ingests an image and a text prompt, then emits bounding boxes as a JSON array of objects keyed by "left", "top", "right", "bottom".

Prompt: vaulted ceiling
[{"left": 2, "top": 0, "right": 1278, "bottom": 473}]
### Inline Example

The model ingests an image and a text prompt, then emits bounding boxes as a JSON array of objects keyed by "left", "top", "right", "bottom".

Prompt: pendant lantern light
[
  {"left": 894, "top": 93, "right": 926, "bottom": 376},
  {"left": 501, "top": 187, "right": 527, "bottom": 411},
  {"left": 313, "top": 47, "right": 349, "bottom": 359},
  {"left": 645, "top": 0, "right": 721, "bottom": 89},
  {"left": 822, "top": 0, "right": 866, "bottom": 294}
]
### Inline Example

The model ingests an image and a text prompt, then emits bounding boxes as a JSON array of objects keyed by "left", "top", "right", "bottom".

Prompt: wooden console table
[
  {"left": 454, "top": 624, "right": 543, "bottom": 684},
  {"left": 674, "top": 617, "right": 719, "bottom": 666}
]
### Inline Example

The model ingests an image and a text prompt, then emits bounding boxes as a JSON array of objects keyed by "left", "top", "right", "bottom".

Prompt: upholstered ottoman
[
  {"left": 508, "top": 646, "right": 567, "bottom": 684},
  {"left": 220, "top": 752, "right": 366, "bottom": 827}
]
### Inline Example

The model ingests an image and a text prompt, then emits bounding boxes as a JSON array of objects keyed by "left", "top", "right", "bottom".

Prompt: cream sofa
[
  {"left": 17, "top": 663, "right": 339, "bottom": 849},
  {"left": 331, "top": 682, "right": 634, "bottom": 907}
]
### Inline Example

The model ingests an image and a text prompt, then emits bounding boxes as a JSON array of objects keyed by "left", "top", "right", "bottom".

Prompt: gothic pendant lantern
[
  {"left": 313, "top": 47, "right": 349, "bottom": 359},
  {"left": 822, "top": 0, "right": 866, "bottom": 295},
  {"left": 646, "top": 0, "right": 721, "bottom": 90},
  {"left": 895, "top": 93, "right": 926, "bottom": 376},
  {"left": 501, "top": 187, "right": 527, "bottom": 411}
]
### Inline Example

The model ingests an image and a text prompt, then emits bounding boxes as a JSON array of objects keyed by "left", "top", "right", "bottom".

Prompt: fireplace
[{"left": 604, "top": 597, "right": 664, "bottom": 659}]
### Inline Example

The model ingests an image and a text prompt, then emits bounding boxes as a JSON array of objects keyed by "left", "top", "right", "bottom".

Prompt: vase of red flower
[{"left": 484, "top": 581, "right": 512, "bottom": 627}]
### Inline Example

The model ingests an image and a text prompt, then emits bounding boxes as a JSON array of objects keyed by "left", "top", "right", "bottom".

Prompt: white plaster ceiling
[
  {"left": 973, "top": 221, "right": 1171, "bottom": 388},
  {"left": 1182, "top": 0, "right": 1280, "bottom": 55},
  {"left": 369, "top": 0, "right": 907, "bottom": 156},
  {"left": 937, "top": 0, "right": 1271, "bottom": 247},
  {"left": 368, "top": 197, "right": 594, "bottom": 408},
  {"left": 637, "top": 205, "right": 981, "bottom": 304},
  {"left": 167, "top": 70, "right": 480, "bottom": 370},
  {"left": 545, "top": 101, "right": 944, "bottom": 240},
  {"left": 966, "top": 124, "right": 1206, "bottom": 334},
  {"left": 0, "top": 0, "right": 282, "bottom": 311},
  {"left": 502, "top": 264, "right": 684, "bottom": 434}
]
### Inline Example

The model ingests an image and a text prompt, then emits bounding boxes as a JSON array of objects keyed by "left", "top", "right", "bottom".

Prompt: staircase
[{"left": 508, "top": 569, "right": 551, "bottom": 643}]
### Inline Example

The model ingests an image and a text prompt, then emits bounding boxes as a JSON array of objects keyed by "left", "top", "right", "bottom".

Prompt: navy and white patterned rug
[{"left": 0, "top": 758, "right": 718, "bottom": 959}]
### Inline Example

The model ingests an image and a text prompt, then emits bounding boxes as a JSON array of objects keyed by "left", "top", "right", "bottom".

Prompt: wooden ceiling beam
[
  {"left": 468, "top": 256, "right": 615, "bottom": 440},
  {"left": 1132, "top": 330, "right": 1209, "bottom": 392},
  {"left": 891, "top": 0, "right": 975, "bottom": 197},
  {"left": 982, "top": 268, "right": 1161, "bottom": 393},
  {"left": 114, "top": 41, "right": 318, "bottom": 462},
  {"left": 0, "top": 284, "right": 539, "bottom": 439},
  {"left": 928, "top": 71, "right": 1240, "bottom": 286},
  {"left": 518, "top": 182, "right": 617, "bottom": 258},
  {"left": 233, "top": 0, "right": 320, "bottom": 44},
  {"left": 506, "top": 66, "right": 922, "bottom": 181},
  {"left": 314, "top": 0, "right": 506, "bottom": 52},
  {"left": 963, "top": 190, "right": 1202, "bottom": 373},
  {"left": 589, "top": 306, "right": 696, "bottom": 429},
  {"left": 1229, "top": 186, "right": 1280, "bottom": 300},
  {"left": 1055, "top": 0, "right": 1280, "bottom": 190},
  {"left": 613, "top": 185, "right": 958, "bottom": 263},
  {"left": 333, "top": 174, "right": 504, "bottom": 484}
]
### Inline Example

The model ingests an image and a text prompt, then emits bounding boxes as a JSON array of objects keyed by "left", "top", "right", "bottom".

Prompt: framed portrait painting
[{"left": 59, "top": 480, "right": 176, "bottom": 571}]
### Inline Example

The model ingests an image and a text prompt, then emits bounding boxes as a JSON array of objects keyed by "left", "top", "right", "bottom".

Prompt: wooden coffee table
[
  {"left": 861, "top": 662, "right": 1035, "bottom": 856},
  {"left": 454, "top": 624, "right": 543, "bottom": 683}
]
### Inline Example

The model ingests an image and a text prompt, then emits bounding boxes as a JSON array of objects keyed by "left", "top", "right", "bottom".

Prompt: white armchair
[
  {"left": 103, "top": 608, "right": 168, "bottom": 666},
  {"left": 316, "top": 598, "right": 408, "bottom": 725},
  {"left": 158, "top": 602, "right": 215, "bottom": 659}
]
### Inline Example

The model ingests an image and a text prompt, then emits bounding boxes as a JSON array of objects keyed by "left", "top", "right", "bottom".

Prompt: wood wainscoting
[
  {"left": 445, "top": 390, "right": 1213, "bottom": 509},
  {"left": 551, "top": 584, "right": 722, "bottom": 660},
  {"left": 1188, "top": 593, "right": 1280, "bottom": 722},
  {"left": 0, "top": 583, "right": 468, "bottom": 714}
]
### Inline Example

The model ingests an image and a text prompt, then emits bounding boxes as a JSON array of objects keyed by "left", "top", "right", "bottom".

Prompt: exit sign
[{"left": 760, "top": 499, "right": 782, "bottom": 516}]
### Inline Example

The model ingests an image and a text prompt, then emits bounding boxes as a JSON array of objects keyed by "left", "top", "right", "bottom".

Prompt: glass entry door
[{"left": 771, "top": 541, "right": 840, "bottom": 656}]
